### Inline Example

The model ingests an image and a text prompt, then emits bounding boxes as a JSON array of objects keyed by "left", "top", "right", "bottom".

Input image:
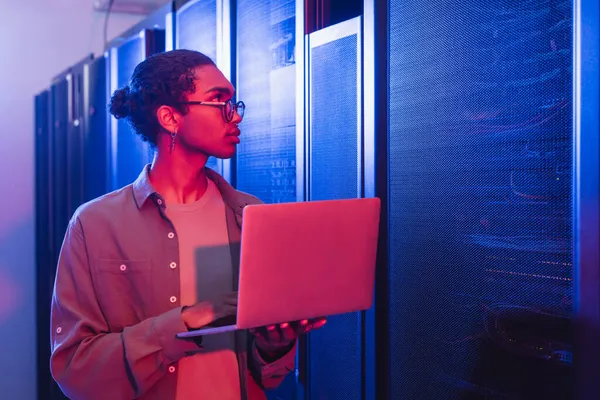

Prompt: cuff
[
  {"left": 154, "top": 307, "right": 204, "bottom": 364},
  {"left": 251, "top": 339, "right": 297, "bottom": 374}
]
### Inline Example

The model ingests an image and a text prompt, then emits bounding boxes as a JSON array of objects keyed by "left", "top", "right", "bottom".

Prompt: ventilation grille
[
  {"left": 388, "top": 0, "right": 574, "bottom": 398},
  {"left": 308, "top": 32, "right": 362, "bottom": 400}
]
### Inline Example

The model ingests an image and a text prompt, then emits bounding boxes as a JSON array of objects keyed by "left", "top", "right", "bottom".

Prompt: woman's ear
[{"left": 156, "top": 105, "right": 181, "bottom": 133}]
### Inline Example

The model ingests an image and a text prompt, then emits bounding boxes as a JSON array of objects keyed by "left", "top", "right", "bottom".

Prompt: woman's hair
[{"left": 108, "top": 49, "right": 215, "bottom": 146}]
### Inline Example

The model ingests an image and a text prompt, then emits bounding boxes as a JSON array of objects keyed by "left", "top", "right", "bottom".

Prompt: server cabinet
[
  {"left": 34, "top": 89, "right": 65, "bottom": 400},
  {"left": 235, "top": 0, "right": 300, "bottom": 204},
  {"left": 383, "top": 0, "right": 599, "bottom": 399},
  {"left": 65, "top": 56, "right": 93, "bottom": 219},
  {"left": 106, "top": 3, "right": 173, "bottom": 190},
  {"left": 34, "top": 89, "right": 51, "bottom": 312},
  {"left": 235, "top": 2, "right": 305, "bottom": 397},
  {"left": 176, "top": 0, "right": 232, "bottom": 180},
  {"left": 576, "top": 1, "right": 600, "bottom": 397},
  {"left": 108, "top": 29, "right": 166, "bottom": 190},
  {"left": 44, "top": 54, "right": 94, "bottom": 399},
  {"left": 83, "top": 55, "right": 111, "bottom": 201},
  {"left": 46, "top": 73, "right": 69, "bottom": 400},
  {"left": 235, "top": 2, "right": 304, "bottom": 398},
  {"left": 34, "top": 90, "right": 51, "bottom": 302},
  {"left": 304, "top": 16, "right": 375, "bottom": 400},
  {"left": 49, "top": 73, "right": 70, "bottom": 262},
  {"left": 176, "top": 0, "right": 218, "bottom": 61}
]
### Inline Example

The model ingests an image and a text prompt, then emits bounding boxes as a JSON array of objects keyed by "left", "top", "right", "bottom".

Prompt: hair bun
[{"left": 109, "top": 86, "right": 131, "bottom": 119}]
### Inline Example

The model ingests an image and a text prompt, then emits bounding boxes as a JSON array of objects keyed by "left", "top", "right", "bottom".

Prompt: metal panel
[
  {"left": 235, "top": 0, "right": 298, "bottom": 205},
  {"left": 306, "top": 16, "right": 363, "bottom": 400},
  {"left": 50, "top": 77, "right": 69, "bottom": 258},
  {"left": 362, "top": 2, "right": 377, "bottom": 400},
  {"left": 218, "top": 0, "right": 232, "bottom": 182},
  {"left": 43, "top": 54, "right": 91, "bottom": 400},
  {"left": 109, "top": 46, "right": 119, "bottom": 189},
  {"left": 115, "top": 33, "right": 151, "bottom": 189},
  {"left": 83, "top": 56, "right": 111, "bottom": 201},
  {"left": 109, "top": 29, "right": 165, "bottom": 190},
  {"left": 34, "top": 90, "right": 56, "bottom": 400},
  {"left": 34, "top": 90, "right": 51, "bottom": 270},
  {"left": 106, "top": 6, "right": 171, "bottom": 190},
  {"left": 370, "top": 1, "right": 390, "bottom": 399},
  {"left": 388, "top": 1, "right": 574, "bottom": 399},
  {"left": 106, "top": 2, "right": 174, "bottom": 49},
  {"left": 176, "top": 0, "right": 218, "bottom": 60},
  {"left": 49, "top": 77, "right": 74, "bottom": 399},
  {"left": 66, "top": 60, "right": 89, "bottom": 218},
  {"left": 176, "top": 0, "right": 233, "bottom": 179},
  {"left": 235, "top": 3, "right": 302, "bottom": 397},
  {"left": 36, "top": 87, "right": 72, "bottom": 400},
  {"left": 165, "top": 9, "right": 175, "bottom": 51},
  {"left": 574, "top": 0, "right": 600, "bottom": 398},
  {"left": 295, "top": 0, "right": 305, "bottom": 203},
  {"left": 308, "top": 18, "right": 362, "bottom": 201}
]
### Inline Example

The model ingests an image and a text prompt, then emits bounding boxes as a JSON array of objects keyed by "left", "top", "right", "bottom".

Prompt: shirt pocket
[{"left": 92, "top": 258, "right": 153, "bottom": 331}]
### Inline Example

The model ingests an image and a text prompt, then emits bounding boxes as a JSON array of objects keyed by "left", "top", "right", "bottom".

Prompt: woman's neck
[{"left": 148, "top": 150, "right": 210, "bottom": 205}]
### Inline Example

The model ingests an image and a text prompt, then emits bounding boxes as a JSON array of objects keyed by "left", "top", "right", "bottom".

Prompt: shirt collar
[{"left": 132, "top": 164, "right": 248, "bottom": 215}]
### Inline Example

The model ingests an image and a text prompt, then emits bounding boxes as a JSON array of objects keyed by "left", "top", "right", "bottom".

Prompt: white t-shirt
[{"left": 166, "top": 179, "right": 241, "bottom": 400}]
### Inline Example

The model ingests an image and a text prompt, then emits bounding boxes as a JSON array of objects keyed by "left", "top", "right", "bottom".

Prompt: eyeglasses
[{"left": 181, "top": 99, "right": 245, "bottom": 122}]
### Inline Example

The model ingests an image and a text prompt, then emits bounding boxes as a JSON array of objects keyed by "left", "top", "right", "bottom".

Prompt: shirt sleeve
[
  {"left": 248, "top": 337, "right": 297, "bottom": 390},
  {"left": 50, "top": 216, "right": 201, "bottom": 400}
]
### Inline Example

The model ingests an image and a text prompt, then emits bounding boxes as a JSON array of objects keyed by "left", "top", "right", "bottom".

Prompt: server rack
[
  {"left": 175, "top": 0, "right": 233, "bottom": 181},
  {"left": 235, "top": 0, "right": 299, "bottom": 204},
  {"left": 49, "top": 72, "right": 69, "bottom": 265},
  {"left": 107, "top": 3, "right": 172, "bottom": 190},
  {"left": 34, "top": 89, "right": 65, "bottom": 400},
  {"left": 381, "top": 0, "right": 600, "bottom": 399},
  {"left": 576, "top": 2, "right": 600, "bottom": 398},
  {"left": 43, "top": 69, "right": 69, "bottom": 400},
  {"left": 82, "top": 55, "right": 111, "bottom": 201},
  {"left": 65, "top": 56, "right": 94, "bottom": 219},
  {"left": 37, "top": 53, "right": 93, "bottom": 400},
  {"left": 234, "top": 3, "right": 306, "bottom": 398},
  {"left": 302, "top": 16, "right": 375, "bottom": 400},
  {"left": 48, "top": 54, "right": 93, "bottom": 265},
  {"left": 233, "top": 1, "right": 374, "bottom": 398},
  {"left": 33, "top": 1, "right": 600, "bottom": 400}
]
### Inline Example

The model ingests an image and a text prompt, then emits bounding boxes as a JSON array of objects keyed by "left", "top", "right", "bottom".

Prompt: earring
[{"left": 170, "top": 130, "right": 177, "bottom": 154}]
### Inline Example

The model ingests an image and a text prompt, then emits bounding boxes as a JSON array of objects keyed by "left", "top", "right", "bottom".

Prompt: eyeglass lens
[{"left": 226, "top": 101, "right": 245, "bottom": 121}]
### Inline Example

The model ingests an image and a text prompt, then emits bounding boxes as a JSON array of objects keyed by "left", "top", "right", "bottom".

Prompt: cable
[{"left": 103, "top": 0, "right": 116, "bottom": 50}]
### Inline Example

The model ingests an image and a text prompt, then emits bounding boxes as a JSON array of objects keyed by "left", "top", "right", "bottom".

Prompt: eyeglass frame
[{"left": 179, "top": 99, "right": 245, "bottom": 122}]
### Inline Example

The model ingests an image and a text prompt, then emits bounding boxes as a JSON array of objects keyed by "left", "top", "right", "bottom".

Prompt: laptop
[{"left": 176, "top": 197, "right": 381, "bottom": 338}]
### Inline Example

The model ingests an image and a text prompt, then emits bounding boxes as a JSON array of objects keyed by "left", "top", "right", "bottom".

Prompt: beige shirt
[
  {"left": 167, "top": 179, "right": 241, "bottom": 400},
  {"left": 49, "top": 166, "right": 297, "bottom": 400}
]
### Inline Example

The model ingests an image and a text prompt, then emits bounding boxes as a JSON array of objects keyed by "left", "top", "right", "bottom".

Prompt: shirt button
[
  {"left": 56, "top": 326, "right": 62, "bottom": 334},
  {"left": 170, "top": 262, "right": 177, "bottom": 269},
  {"left": 168, "top": 232, "right": 175, "bottom": 239},
  {"left": 168, "top": 366, "right": 176, "bottom": 373},
  {"left": 119, "top": 264, "right": 127, "bottom": 271},
  {"left": 170, "top": 296, "right": 177, "bottom": 303}
]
